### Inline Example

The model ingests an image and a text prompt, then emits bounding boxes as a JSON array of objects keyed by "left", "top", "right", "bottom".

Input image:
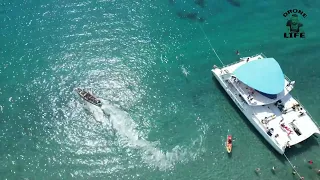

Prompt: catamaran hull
[{"left": 211, "top": 70, "right": 285, "bottom": 154}]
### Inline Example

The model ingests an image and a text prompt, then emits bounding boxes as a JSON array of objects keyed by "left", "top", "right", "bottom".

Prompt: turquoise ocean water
[{"left": 1, "top": 0, "right": 320, "bottom": 179}]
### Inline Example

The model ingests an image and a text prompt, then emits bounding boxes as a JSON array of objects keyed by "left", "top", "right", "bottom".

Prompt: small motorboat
[
  {"left": 75, "top": 88, "right": 102, "bottom": 107},
  {"left": 226, "top": 135, "right": 232, "bottom": 153}
]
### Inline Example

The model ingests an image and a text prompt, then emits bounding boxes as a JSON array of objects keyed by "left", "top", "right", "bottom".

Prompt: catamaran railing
[
  {"left": 284, "top": 74, "right": 291, "bottom": 82},
  {"left": 294, "top": 98, "right": 320, "bottom": 128},
  {"left": 229, "top": 80, "right": 249, "bottom": 100},
  {"left": 217, "top": 52, "right": 319, "bottom": 130},
  {"left": 283, "top": 74, "right": 319, "bottom": 128},
  {"left": 221, "top": 59, "right": 243, "bottom": 68},
  {"left": 220, "top": 53, "right": 266, "bottom": 68},
  {"left": 259, "top": 53, "right": 267, "bottom": 58}
]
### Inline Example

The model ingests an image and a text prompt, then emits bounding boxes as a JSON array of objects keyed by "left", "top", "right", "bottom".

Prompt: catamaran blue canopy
[{"left": 234, "top": 58, "right": 285, "bottom": 95}]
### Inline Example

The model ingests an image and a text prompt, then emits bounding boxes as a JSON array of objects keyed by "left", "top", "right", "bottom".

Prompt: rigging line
[
  {"left": 295, "top": 95, "right": 320, "bottom": 129},
  {"left": 198, "top": 23, "right": 225, "bottom": 66},
  {"left": 283, "top": 153, "right": 303, "bottom": 179}
]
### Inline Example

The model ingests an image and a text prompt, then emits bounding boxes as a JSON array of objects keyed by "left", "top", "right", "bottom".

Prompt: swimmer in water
[
  {"left": 255, "top": 168, "right": 260, "bottom": 174},
  {"left": 236, "top": 50, "right": 240, "bottom": 55}
]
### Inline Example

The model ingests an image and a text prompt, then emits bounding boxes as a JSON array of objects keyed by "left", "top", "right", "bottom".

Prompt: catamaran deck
[
  {"left": 223, "top": 78, "right": 317, "bottom": 149},
  {"left": 253, "top": 94, "right": 317, "bottom": 146},
  {"left": 212, "top": 53, "right": 320, "bottom": 153}
]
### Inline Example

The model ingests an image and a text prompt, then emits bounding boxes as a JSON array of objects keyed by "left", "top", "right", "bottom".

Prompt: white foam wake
[
  {"left": 96, "top": 100, "right": 206, "bottom": 170},
  {"left": 82, "top": 101, "right": 105, "bottom": 123},
  {"left": 181, "top": 65, "right": 189, "bottom": 78}
]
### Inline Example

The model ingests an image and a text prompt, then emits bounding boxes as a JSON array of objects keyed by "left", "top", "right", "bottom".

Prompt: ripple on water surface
[{"left": 12, "top": 1, "right": 211, "bottom": 179}]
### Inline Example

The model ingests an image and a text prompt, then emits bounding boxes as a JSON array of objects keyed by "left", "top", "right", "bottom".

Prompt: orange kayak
[{"left": 226, "top": 135, "right": 232, "bottom": 153}]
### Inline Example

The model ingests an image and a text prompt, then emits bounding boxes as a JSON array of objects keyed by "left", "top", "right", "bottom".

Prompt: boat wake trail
[
  {"left": 96, "top": 100, "right": 207, "bottom": 170},
  {"left": 83, "top": 103, "right": 104, "bottom": 122}
]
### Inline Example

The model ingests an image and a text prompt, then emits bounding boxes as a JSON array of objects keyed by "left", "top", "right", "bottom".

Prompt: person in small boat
[
  {"left": 87, "top": 95, "right": 92, "bottom": 100},
  {"left": 84, "top": 93, "right": 96, "bottom": 102},
  {"left": 84, "top": 92, "right": 91, "bottom": 99},
  {"left": 96, "top": 100, "right": 102, "bottom": 106},
  {"left": 228, "top": 139, "right": 232, "bottom": 144}
]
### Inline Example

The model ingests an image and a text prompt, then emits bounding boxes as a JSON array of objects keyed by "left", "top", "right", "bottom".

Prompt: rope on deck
[{"left": 283, "top": 153, "right": 303, "bottom": 179}]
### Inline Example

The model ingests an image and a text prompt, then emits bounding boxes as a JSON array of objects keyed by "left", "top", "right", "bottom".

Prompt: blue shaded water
[{"left": 1, "top": 0, "right": 320, "bottom": 179}]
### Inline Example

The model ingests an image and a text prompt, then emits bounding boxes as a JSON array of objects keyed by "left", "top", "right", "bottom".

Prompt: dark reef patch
[
  {"left": 168, "top": 0, "right": 216, "bottom": 23},
  {"left": 226, "top": 0, "right": 241, "bottom": 7},
  {"left": 176, "top": 11, "right": 206, "bottom": 22},
  {"left": 177, "top": 12, "right": 198, "bottom": 20}
]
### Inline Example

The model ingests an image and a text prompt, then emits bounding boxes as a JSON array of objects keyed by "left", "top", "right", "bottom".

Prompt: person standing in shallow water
[
  {"left": 308, "top": 160, "right": 313, "bottom": 168},
  {"left": 286, "top": 14, "right": 304, "bottom": 33}
]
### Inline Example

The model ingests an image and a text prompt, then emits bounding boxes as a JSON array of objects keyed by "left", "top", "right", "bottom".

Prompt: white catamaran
[{"left": 211, "top": 53, "right": 320, "bottom": 154}]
